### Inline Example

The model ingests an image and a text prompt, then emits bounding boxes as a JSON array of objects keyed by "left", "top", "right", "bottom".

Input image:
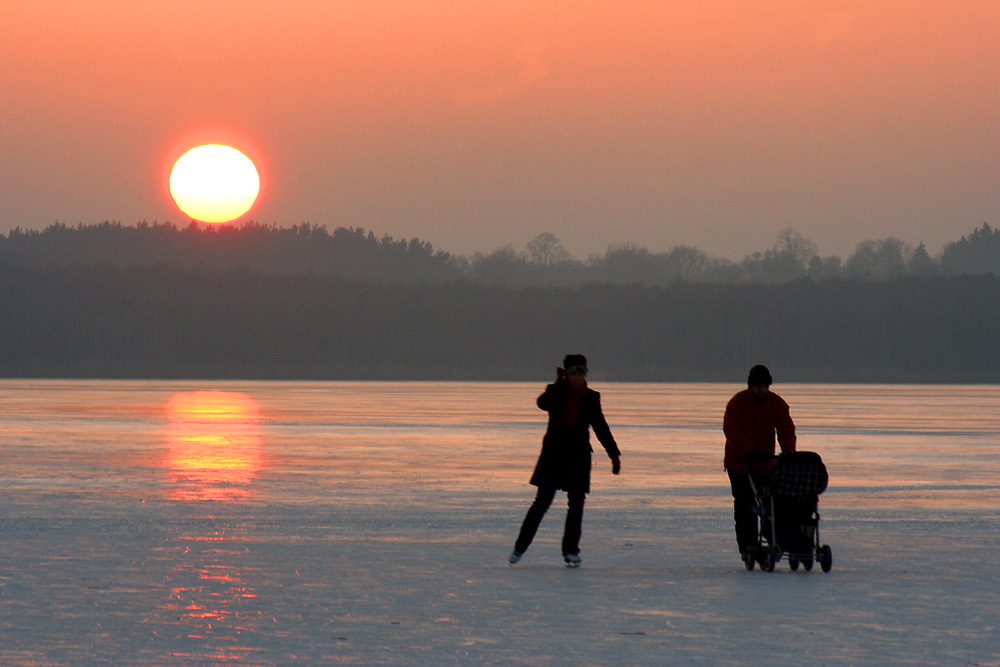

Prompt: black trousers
[
  {"left": 514, "top": 486, "right": 586, "bottom": 556},
  {"left": 728, "top": 470, "right": 759, "bottom": 553}
]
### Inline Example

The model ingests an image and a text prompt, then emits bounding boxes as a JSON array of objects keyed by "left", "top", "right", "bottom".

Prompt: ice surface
[{"left": 0, "top": 381, "right": 997, "bottom": 665}]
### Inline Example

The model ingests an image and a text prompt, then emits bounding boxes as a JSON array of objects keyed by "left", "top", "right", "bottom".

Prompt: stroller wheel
[
  {"left": 760, "top": 548, "right": 776, "bottom": 572},
  {"left": 802, "top": 557, "right": 814, "bottom": 571},
  {"left": 742, "top": 546, "right": 756, "bottom": 571},
  {"left": 818, "top": 545, "right": 833, "bottom": 573},
  {"left": 788, "top": 557, "right": 799, "bottom": 571}
]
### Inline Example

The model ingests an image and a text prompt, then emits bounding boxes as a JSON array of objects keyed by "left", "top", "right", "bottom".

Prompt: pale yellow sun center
[{"left": 169, "top": 144, "right": 260, "bottom": 223}]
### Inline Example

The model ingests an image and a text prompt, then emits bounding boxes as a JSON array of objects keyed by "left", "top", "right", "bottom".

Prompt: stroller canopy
[{"left": 771, "top": 451, "right": 828, "bottom": 499}]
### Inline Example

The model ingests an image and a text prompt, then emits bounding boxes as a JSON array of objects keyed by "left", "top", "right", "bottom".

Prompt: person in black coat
[{"left": 509, "top": 354, "right": 621, "bottom": 567}]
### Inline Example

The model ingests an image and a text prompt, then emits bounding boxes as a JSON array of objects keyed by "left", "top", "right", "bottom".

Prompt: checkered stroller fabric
[{"left": 771, "top": 451, "right": 828, "bottom": 499}]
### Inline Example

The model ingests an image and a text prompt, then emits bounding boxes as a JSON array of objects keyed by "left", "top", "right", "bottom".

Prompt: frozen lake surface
[{"left": 0, "top": 380, "right": 997, "bottom": 665}]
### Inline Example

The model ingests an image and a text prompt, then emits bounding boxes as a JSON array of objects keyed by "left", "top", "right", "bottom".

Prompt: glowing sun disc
[{"left": 169, "top": 144, "right": 260, "bottom": 223}]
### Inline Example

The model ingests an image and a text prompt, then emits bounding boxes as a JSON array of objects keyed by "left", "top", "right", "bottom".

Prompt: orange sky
[{"left": 3, "top": 1, "right": 998, "bottom": 258}]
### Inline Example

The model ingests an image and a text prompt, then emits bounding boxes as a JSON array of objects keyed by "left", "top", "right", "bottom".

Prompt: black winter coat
[{"left": 529, "top": 382, "right": 620, "bottom": 494}]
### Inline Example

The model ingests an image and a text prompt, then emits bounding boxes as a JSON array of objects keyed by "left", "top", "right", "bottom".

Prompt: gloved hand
[{"left": 611, "top": 456, "right": 621, "bottom": 475}]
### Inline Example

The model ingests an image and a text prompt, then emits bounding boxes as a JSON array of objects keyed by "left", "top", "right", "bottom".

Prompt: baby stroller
[{"left": 747, "top": 451, "right": 832, "bottom": 572}]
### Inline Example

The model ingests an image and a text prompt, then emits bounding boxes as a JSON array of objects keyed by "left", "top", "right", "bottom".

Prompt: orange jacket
[{"left": 723, "top": 389, "right": 796, "bottom": 473}]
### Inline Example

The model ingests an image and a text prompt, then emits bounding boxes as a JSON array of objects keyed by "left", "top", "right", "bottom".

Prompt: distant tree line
[
  {"left": 0, "top": 260, "right": 997, "bottom": 382},
  {"left": 470, "top": 225, "right": 1000, "bottom": 286},
  {"left": 2, "top": 220, "right": 998, "bottom": 381},
  {"left": 0, "top": 221, "right": 459, "bottom": 283},
  {"left": 1, "top": 220, "right": 998, "bottom": 286}
]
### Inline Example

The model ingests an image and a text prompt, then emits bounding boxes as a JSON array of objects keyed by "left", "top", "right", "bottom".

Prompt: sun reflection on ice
[
  {"left": 162, "top": 390, "right": 264, "bottom": 502},
  {"left": 161, "top": 531, "right": 269, "bottom": 664},
  {"left": 158, "top": 391, "right": 271, "bottom": 660}
]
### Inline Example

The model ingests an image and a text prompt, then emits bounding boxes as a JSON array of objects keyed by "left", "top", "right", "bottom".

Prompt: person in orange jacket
[{"left": 723, "top": 365, "right": 796, "bottom": 565}]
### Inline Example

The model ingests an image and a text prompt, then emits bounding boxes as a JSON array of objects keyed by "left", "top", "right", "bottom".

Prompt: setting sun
[{"left": 168, "top": 144, "right": 260, "bottom": 224}]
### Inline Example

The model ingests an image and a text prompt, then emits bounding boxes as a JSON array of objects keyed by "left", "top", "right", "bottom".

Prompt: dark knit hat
[
  {"left": 563, "top": 354, "right": 588, "bottom": 374},
  {"left": 747, "top": 364, "right": 772, "bottom": 387}
]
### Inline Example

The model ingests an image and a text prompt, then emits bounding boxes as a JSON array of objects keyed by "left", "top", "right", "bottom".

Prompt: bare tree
[
  {"left": 667, "top": 245, "right": 711, "bottom": 281},
  {"left": 844, "top": 238, "right": 911, "bottom": 280},
  {"left": 526, "top": 232, "right": 571, "bottom": 268},
  {"left": 774, "top": 227, "right": 818, "bottom": 267}
]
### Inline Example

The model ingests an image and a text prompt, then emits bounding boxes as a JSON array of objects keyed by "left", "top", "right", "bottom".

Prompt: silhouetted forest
[
  {"left": 2, "top": 220, "right": 999, "bottom": 285},
  {"left": 1, "top": 221, "right": 998, "bottom": 381}
]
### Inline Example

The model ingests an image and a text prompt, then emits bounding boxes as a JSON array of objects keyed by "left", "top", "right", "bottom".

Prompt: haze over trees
[
  {"left": 2, "top": 221, "right": 999, "bottom": 285},
  {"left": 1, "top": 221, "right": 997, "bottom": 382}
]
